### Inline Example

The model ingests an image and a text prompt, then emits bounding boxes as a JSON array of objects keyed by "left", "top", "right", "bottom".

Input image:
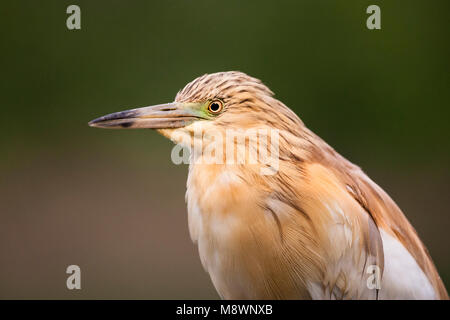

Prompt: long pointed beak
[{"left": 88, "top": 103, "right": 200, "bottom": 129}]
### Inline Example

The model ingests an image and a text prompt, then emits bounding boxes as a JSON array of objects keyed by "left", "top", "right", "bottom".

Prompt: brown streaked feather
[{"left": 296, "top": 127, "right": 448, "bottom": 299}]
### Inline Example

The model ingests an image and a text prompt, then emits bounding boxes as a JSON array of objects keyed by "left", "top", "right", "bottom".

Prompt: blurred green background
[{"left": 0, "top": 1, "right": 449, "bottom": 299}]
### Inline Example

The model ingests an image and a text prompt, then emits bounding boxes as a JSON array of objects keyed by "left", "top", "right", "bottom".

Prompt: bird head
[{"left": 89, "top": 71, "right": 303, "bottom": 149}]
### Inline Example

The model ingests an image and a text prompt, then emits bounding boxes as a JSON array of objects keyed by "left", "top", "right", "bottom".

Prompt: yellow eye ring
[{"left": 208, "top": 100, "right": 223, "bottom": 114}]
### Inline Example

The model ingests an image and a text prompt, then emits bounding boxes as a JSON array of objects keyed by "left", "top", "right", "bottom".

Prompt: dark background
[{"left": 0, "top": 1, "right": 448, "bottom": 299}]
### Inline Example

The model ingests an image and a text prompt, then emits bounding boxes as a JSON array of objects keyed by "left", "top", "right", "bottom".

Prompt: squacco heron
[{"left": 89, "top": 71, "right": 448, "bottom": 299}]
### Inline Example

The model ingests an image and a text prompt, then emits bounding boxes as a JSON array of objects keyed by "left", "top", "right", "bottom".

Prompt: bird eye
[{"left": 208, "top": 100, "right": 223, "bottom": 114}]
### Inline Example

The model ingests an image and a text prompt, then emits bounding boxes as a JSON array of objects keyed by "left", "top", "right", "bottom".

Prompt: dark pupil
[{"left": 210, "top": 103, "right": 220, "bottom": 112}]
